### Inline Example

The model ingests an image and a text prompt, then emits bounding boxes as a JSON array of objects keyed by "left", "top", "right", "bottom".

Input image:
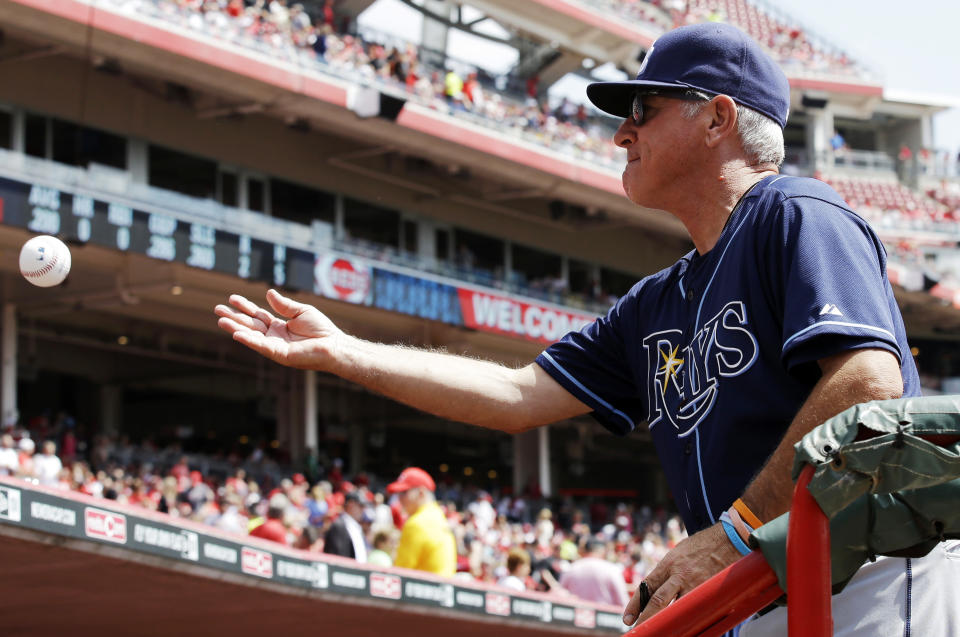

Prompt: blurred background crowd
[{"left": 0, "top": 409, "right": 686, "bottom": 606}]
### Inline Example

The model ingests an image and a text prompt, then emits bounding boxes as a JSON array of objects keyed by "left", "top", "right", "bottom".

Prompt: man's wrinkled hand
[
  {"left": 215, "top": 289, "right": 345, "bottom": 370},
  {"left": 622, "top": 523, "right": 741, "bottom": 626}
]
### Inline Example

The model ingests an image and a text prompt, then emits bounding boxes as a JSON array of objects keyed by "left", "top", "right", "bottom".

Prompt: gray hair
[{"left": 679, "top": 96, "right": 785, "bottom": 167}]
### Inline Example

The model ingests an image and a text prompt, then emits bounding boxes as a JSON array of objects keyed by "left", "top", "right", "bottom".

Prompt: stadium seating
[
  {"left": 98, "top": 0, "right": 866, "bottom": 179},
  {"left": 928, "top": 183, "right": 960, "bottom": 213},
  {"left": 580, "top": 0, "right": 862, "bottom": 76},
  {"left": 818, "top": 174, "right": 956, "bottom": 233}
]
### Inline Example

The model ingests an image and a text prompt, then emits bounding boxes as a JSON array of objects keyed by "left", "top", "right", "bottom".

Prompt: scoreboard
[
  {"left": 0, "top": 173, "right": 598, "bottom": 345},
  {"left": 0, "top": 175, "right": 318, "bottom": 291}
]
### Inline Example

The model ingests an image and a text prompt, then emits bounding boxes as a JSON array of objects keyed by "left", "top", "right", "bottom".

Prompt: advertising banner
[
  {"left": 314, "top": 254, "right": 373, "bottom": 305},
  {"left": 458, "top": 288, "right": 595, "bottom": 344},
  {"left": 371, "top": 269, "right": 463, "bottom": 325},
  {"left": 0, "top": 480, "right": 624, "bottom": 632}
]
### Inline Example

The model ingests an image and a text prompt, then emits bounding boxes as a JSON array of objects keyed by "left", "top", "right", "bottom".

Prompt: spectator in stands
[
  {"left": 367, "top": 529, "right": 395, "bottom": 568},
  {"left": 558, "top": 538, "right": 629, "bottom": 606},
  {"left": 323, "top": 490, "right": 368, "bottom": 561},
  {"left": 33, "top": 440, "right": 63, "bottom": 487},
  {"left": 249, "top": 493, "right": 290, "bottom": 545},
  {"left": 214, "top": 494, "right": 248, "bottom": 535},
  {"left": 387, "top": 467, "right": 456, "bottom": 576},
  {"left": 306, "top": 481, "right": 331, "bottom": 526},
  {"left": 498, "top": 547, "right": 531, "bottom": 591},
  {"left": 462, "top": 71, "right": 483, "bottom": 112},
  {"left": 444, "top": 69, "right": 465, "bottom": 111},
  {"left": 829, "top": 129, "right": 847, "bottom": 155},
  {"left": 321, "top": 0, "right": 335, "bottom": 28},
  {"left": 157, "top": 475, "right": 181, "bottom": 516},
  {"left": 0, "top": 433, "right": 18, "bottom": 476},
  {"left": 294, "top": 525, "right": 324, "bottom": 552},
  {"left": 898, "top": 143, "right": 914, "bottom": 182},
  {"left": 186, "top": 470, "right": 215, "bottom": 511},
  {"left": 17, "top": 437, "right": 35, "bottom": 478}
]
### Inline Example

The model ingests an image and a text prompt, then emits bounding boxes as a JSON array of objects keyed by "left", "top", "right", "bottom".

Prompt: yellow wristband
[{"left": 733, "top": 498, "right": 763, "bottom": 529}]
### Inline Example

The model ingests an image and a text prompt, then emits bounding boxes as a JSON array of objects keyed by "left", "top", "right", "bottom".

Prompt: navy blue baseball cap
[{"left": 587, "top": 23, "right": 791, "bottom": 128}]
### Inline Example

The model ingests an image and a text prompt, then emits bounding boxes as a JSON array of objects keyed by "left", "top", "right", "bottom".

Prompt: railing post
[{"left": 787, "top": 464, "right": 832, "bottom": 636}]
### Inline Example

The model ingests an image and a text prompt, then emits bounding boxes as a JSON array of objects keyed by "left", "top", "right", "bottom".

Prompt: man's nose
[{"left": 614, "top": 119, "right": 635, "bottom": 148}]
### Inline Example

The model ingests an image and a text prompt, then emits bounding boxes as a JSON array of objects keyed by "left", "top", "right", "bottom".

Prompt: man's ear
[{"left": 704, "top": 95, "right": 739, "bottom": 148}]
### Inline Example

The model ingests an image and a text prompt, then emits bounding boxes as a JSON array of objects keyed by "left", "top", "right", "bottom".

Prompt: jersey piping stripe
[
  {"left": 678, "top": 276, "right": 686, "bottom": 298},
  {"left": 782, "top": 321, "right": 897, "bottom": 353},
  {"left": 539, "top": 351, "right": 636, "bottom": 431},
  {"left": 693, "top": 211, "right": 753, "bottom": 331},
  {"left": 695, "top": 428, "right": 716, "bottom": 524},
  {"left": 903, "top": 557, "right": 913, "bottom": 637}
]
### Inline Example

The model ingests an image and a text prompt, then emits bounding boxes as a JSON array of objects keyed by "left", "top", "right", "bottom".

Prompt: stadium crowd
[
  {"left": 0, "top": 411, "right": 685, "bottom": 604},
  {"left": 88, "top": 2, "right": 960, "bottom": 310},
  {"left": 103, "top": 0, "right": 623, "bottom": 168},
  {"left": 98, "top": 0, "right": 873, "bottom": 171},
  {"left": 99, "top": 1, "right": 958, "bottom": 234}
]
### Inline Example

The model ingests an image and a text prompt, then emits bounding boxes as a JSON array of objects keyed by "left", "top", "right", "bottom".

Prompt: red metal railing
[
  {"left": 625, "top": 465, "right": 831, "bottom": 636},
  {"left": 786, "top": 465, "right": 832, "bottom": 635}
]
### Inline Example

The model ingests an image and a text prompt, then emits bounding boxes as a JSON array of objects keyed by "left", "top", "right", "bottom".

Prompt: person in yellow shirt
[{"left": 387, "top": 467, "right": 456, "bottom": 577}]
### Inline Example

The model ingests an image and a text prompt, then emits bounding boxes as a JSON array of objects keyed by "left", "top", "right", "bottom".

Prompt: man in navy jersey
[{"left": 217, "top": 22, "right": 959, "bottom": 635}]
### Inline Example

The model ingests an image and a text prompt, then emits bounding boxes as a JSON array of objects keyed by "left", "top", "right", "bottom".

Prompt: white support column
[
  {"left": 304, "top": 369, "right": 317, "bottom": 453},
  {"left": 127, "top": 138, "right": 148, "bottom": 184},
  {"left": 806, "top": 107, "right": 834, "bottom": 171},
  {"left": 417, "top": 220, "right": 436, "bottom": 261},
  {"left": 537, "top": 426, "right": 551, "bottom": 497},
  {"left": 1, "top": 303, "right": 17, "bottom": 427},
  {"left": 513, "top": 428, "right": 550, "bottom": 496},
  {"left": 11, "top": 109, "right": 26, "bottom": 153}
]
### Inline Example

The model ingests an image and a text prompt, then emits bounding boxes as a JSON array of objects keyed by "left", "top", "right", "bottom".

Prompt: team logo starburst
[{"left": 659, "top": 345, "right": 684, "bottom": 394}]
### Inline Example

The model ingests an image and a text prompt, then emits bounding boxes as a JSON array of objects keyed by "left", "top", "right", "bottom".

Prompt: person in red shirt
[
  {"left": 249, "top": 493, "right": 289, "bottom": 545},
  {"left": 322, "top": 0, "right": 335, "bottom": 27}
]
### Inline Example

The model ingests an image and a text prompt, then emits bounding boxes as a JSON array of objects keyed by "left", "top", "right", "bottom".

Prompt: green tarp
[{"left": 750, "top": 396, "right": 960, "bottom": 593}]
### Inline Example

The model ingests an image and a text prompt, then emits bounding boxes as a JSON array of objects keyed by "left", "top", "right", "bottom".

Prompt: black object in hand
[{"left": 638, "top": 581, "right": 652, "bottom": 612}]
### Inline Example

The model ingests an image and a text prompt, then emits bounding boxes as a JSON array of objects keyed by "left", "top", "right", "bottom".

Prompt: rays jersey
[{"left": 536, "top": 175, "right": 920, "bottom": 533}]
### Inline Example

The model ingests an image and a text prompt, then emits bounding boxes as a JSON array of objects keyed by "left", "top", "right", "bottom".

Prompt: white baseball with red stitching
[{"left": 19, "top": 235, "right": 72, "bottom": 288}]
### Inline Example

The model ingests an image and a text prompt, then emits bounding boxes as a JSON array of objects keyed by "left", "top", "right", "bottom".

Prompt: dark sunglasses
[{"left": 630, "top": 89, "right": 713, "bottom": 126}]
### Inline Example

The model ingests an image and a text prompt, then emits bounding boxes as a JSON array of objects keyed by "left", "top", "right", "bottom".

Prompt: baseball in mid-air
[{"left": 19, "top": 235, "right": 72, "bottom": 288}]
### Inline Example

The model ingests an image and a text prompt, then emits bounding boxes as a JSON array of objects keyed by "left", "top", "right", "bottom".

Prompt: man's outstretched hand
[
  {"left": 215, "top": 289, "right": 345, "bottom": 370},
  {"left": 623, "top": 523, "right": 741, "bottom": 627}
]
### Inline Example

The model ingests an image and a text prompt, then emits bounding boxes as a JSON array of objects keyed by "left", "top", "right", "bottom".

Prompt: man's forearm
[
  {"left": 741, "top": 349, "right": 903, "bottom": 522},
  {"left": 330, "top": 336, "right": 589, "bottom": 433}
]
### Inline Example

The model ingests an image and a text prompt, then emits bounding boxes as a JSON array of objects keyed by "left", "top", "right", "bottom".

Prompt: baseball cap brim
[
  {"left": 386, "top": 480, "right": 410, "bottom": 494},
  {"left": 587, "top": 79, "right": 690, "bottom": 118}
]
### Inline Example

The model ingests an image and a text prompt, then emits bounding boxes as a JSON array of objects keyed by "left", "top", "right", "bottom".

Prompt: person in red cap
[{"left": 387, "top": 467, "right": 456, "bottom": 576}]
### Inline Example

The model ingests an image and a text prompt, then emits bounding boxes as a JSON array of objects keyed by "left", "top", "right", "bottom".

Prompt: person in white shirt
[
  {"left": 0, "top": 434, "right": 18, "bottom": 476},
  {"left": 32, "top": 440, "right": 63, "bottom": 486},
  {"left": 498, "top": 547, "right": 531, "bottom": 592}
]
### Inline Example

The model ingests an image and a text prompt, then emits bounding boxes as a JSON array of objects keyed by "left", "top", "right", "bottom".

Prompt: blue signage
[{"left": 372, "top": 269, "right": 463, "bottom": 326}]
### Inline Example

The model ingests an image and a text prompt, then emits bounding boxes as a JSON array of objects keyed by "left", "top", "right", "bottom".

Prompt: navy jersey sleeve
[
  {"left": 770, "top": 194, "right": 903, "bottom": 370},
  {"left": 535, "top": 289, "right": 646, "bottom": 436}
]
